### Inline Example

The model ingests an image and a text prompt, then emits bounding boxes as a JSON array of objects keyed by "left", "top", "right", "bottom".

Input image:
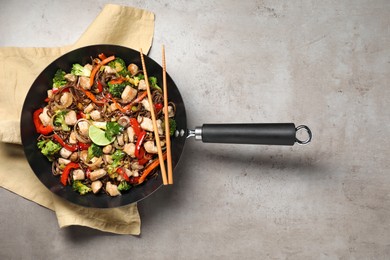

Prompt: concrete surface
[{"left": 1, "top": 0, "right": 389, "bottom": 259}]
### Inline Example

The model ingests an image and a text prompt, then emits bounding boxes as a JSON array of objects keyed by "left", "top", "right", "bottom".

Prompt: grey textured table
[{"left": 1, "top": 0, "right": 389, "bottom": 259}]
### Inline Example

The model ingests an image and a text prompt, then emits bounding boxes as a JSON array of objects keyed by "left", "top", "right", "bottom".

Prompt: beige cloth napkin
[{"left": 0, "top": 4, "right": 155, "bottom": 235}]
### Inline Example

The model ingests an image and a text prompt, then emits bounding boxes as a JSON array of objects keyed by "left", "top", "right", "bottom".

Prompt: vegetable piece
[
  {"left": 138, "top": 152, "right": 167, "bottom": 184},
  {"left": 96, "top": 81, "right": 103, "bottom": 93},
  {"left": 108, "top": 58, "right": 128, "bottom": 76},
  {"left": 135, "top": 130, "right": 146, "bottom": 158},
  {"left": 53, "top": 69, "right": 67, "bottom": 88},
  {"left": 53, "top": 134, "right": 78, "bottom": 152},
  {"left": 116, "top": 167, "right": 130, "bottom": 182},
  {"left": 61, "top": 162, "right": 80, "bottom": 186},
  {"left": 77, "top": 142, "right": 90, "bottom": 150},
  {"left": 148, "top": 76, "right": 162, "bottom": 92},
  {"left": 72, "top": 180, "right": 92, "bottom": 195},
  {"left": 88, "top": 125, "right": 114, "bottom": 146},
  {"left": 33, "top": 108, "right": 53, "bottom": 135},
  {"left": 105, "top": 122, "right": 124, "bottom": 140},
  {"left": 130, "top": 118, "right": 143, "bottom": 136},
  {"left": 53, "top": 110, "right": 70, "bottom": 131},
  {"left": 118, "top": 181, "right": 131, "bottom": 191},
  {"left": 107, "top": 150, "right": 126, "bottom": 174},
  {"left": 37, "top": 139, "right": 62, "bottom": 161},
  {"left": 87, "top": 143, "right": 103, "bottom": 160},
  {"left": 71, "top": 64, "right": 91, "bottom": 77},
  {"left": 107, "top": 80, "right": 127, "bottom": 98},
  {"left": 89, "top": 55, "right": 116, "bottom": 87},
  {"left": 80, "top": 88, "right": 105, "bottom": 106}
]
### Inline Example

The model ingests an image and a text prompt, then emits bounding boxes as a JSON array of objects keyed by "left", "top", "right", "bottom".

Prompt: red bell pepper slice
[
  {"left": 61, "top": 162, "right": 80, "bottom": 186},
  {"left": 135, "top": 130, "right": 146, "bottom": 158},
  {"left": 154, "top": 103, "right": 163, "bottom": 113},
  {"left": 53, "top": 134, "right": 78, "bottom": 152},
  {"left": 130, "top": 118, "right": 143, "bottom": 137},
  {"left": 77, "top": 142, "right": 90, "bottom": 150},
  {"left": 33, "top": 108, "right": 53, "bottom": 135},
  {"left": 96, "top": 81, "right": 103, "bottom": 93},
  {"left": 116, "top": 167, "right": 130, "bottom": 182}
]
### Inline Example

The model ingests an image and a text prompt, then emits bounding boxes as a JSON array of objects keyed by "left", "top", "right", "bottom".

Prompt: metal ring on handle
[{"left": 295, "top": 125, "right": 312, "bottom": 145}]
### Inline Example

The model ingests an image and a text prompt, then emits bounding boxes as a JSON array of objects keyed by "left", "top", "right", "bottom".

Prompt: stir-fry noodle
[{"left": 33, "top": 54, "right": 176, "bottom": 196}]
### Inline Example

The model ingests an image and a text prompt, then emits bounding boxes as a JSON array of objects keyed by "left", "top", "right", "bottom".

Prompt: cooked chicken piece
[
  {"left": 131, "top": 162, "right": 144, "bottom": 170},
  {"left": 89, "top": 169, "right": 107, "bottom": 181},
  {"left": 121, "top": 85, "right": 138, "bottom": 103},
  {"left": 165, "top": 105, "right": 175, "bottom": 117},
  {"left": 102, "top": 144, "right": 113, "bottom": 154},
  {"left": 60, "top": 147, "right": 72, "bottom": 159},
  {"left": 47, "top": 89, "right": 54, "bottom": 99},
  {"left": 60, "top": 92, "right": 73, "bottom": 108},
  {"left": 103, "top": 154, "right": 113, "bottom": 164},
  {"left": 84, "top": 103, "right": 94, "bottom": 113},
  {"left": 127, "top": 127, "right": 135, "bottom": 142},
  {"left": 123, "top": 143, "right": 136, "bottom": 157},
  {"left": 64, "top": 110, "right": 77, "bottom": 125},
  {"left": 138, "top": 116, "right": 153, "bottom": 132},
  {"left": 64, "top": 73, "right": 77, "bottom": 82},
  {"left": 68, "top": 131, "right": 77, "bottom": 144},
  {"left": 38, "top": 107, "right": 51, "bottom": 126},
  {"left": 91, "top": 180, "right": 103, "bottom": 194},
  {"left": 109, "top": 103, "right": 118, "bottom": 112},
  {"left": 90, "top": 110, "right": 101, "bottom": 120},
  {"left": 79, "top": 76, "right": 91, "bottom": 90},
  {"left": 77, "top": 121, "right": 89, "bottom": 136},
  {"left": 132, "top": 171, "right": 139, "bottom": 177},
  {"left": 69, "top": 152, "right": 78, "bottom": 162},
  {"left": 117, "top": 134, "right": 124, "bottom": 146},
  {"left": 84, "top": 64, "right": 93, "bottom": 72},
  {"left": 144, "top": 141, "right": 158, "bottom": 154},
  {"left": 58, "top": 158, "right": 71, "bottom": 165},
  {"left": 156, "top": 119, "right": 163, "bottom": 135},
  {"left": 72, "top": 169, "right": 85, "bottom": 181},
  {"left": 138, "top": 79, "right": 147, "bottom": 90},
  {"left": 141, "top": 98, "right": 151, "bottom": 111},
  {"left": 104, "top": 66, "right": 117, "bottom": 74},
  {"left": 106, "top": 182, "right": 121, "bottom": 197}
]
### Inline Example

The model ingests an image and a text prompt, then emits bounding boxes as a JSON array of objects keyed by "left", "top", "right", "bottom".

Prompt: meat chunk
[
  {"left": 138, "top": 116, "right": 153, "bottom": 132},
  {"left": 141, "top": 98, "right": 151, "bottom": 111},
  {"left": 60, "top": 92, "right": 73, "bottom": 108},
  {"left": 89, "top": 169, "right": 107, "bottom": 181},
  {"left": 72, "top": 169, "right": 85, "bottom": 181},
  {"left": 123, "top": 143, "right": 136, "bottom": 157},
  {"left": 91, "top": 180, "right": 103, "bottom": 194},
  {"left": 77, "top": 121, "right": 89, "bottom": 137},
  {"left": 38, "top": 107, "right": 51, "bottom": 126},
  {"left": 79, "top": 76, "right": 91, "bottom": 90},
  {"left": 90, "top": 110, "right": 101, "bottom": 120},
  {"left": 121, "top": 85, "right": 138, "bottom": 103},
  {"left": 64, "top": 110, "right": 77, "bottom": 125},
  {"left": 60, "top": 147, "right": 72, "bottom": 159},
  {"left": 106, "top": 182, "right": 121, "bottom": 197},
  {"left": 127, "top": 127, "right": 135, "bottom": 143},
  {"left": 138, "top": 79, "right": 147, "bottom": 90},
  {"left": 144, "top": 141, "right": 158, "bottom": 154}
]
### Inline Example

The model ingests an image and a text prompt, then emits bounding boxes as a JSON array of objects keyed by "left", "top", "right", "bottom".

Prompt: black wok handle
[{"left": 188, "top": 123, "right": 312, "bottom": 145}]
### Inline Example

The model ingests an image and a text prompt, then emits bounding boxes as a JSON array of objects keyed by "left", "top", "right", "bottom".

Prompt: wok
[{"left": 20, "top": 45, "right": 312, "bottom": 208}]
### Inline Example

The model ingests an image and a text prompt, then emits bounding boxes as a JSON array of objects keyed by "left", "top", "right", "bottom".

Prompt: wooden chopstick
[
  {"left": 162, "top": 45, "right": 173, "bottom": 184},
  {"left": 139, "top": 49, "right": 168, "bottom": 185}
]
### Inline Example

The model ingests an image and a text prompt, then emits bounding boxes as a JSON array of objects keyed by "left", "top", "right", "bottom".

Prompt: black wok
[{"left": 20, "top": 45, "right": 311, "bottom": 208}]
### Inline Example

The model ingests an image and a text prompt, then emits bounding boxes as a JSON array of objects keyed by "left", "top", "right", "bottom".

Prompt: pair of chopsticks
[{"left": 140, "top": 46, "right": 173, "bottom": 185}]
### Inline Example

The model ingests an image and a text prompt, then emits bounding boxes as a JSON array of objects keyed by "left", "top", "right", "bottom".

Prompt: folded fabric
[{"left": 0, "top": 4, "right": 155, "bottom": 235}]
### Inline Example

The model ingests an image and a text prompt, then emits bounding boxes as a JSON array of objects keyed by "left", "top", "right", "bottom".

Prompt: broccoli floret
[
  {"left": 87, "top": 143, "right": 103, "bottom": 160},
  {"left": 53, "top": 110, "right": 70, "bottom": 131},
  {"left": 148, "top": 76, "right": 162, "bottom": 92},
  {"left": 52, "top": 69, "right": 67, "bottom": 88},
  {"left": 108, "top": 58, "right": 128, "bottom": 76},
  {"left": 107, "top": 150, "right": 126, "bottom": 175},
  {"left": 118, "top": 181, "right": 131, "bottom": 191},
  {"left": 37, "top": 140, "right": 62, "bottom": 161},
  {"left": 72, "top": 180, "right": 92, "bottom": 195},
  {"left": 71, "top": 63, "right": 91, "bottom": 77},
  {"left": 105, "top": 122, "right": 124, "bottom": 140},
  {"left": 107, "top": 81, "right": 127, "bottom": 98}
]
